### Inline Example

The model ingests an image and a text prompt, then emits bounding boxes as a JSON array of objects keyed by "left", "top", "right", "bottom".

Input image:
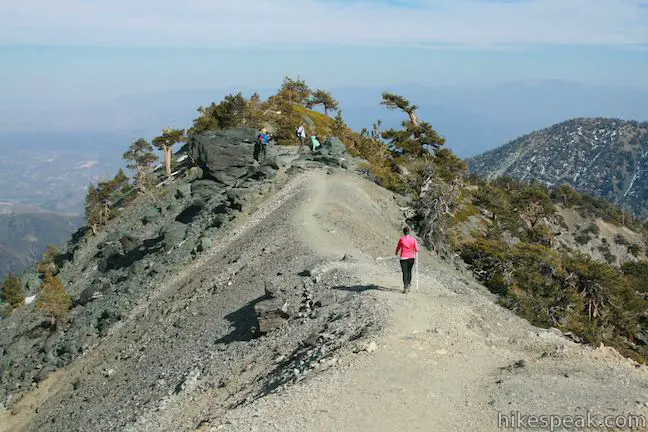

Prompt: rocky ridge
[{"left": 0, "top": 128, "right": 372, "bottom": 432}]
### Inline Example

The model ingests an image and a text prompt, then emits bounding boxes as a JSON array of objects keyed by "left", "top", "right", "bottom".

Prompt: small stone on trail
[{"left": 365, "top": 341, "right": 378, "bottom": 353}]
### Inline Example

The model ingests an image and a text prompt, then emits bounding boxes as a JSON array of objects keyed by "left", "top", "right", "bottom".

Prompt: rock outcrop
[{"left": 187, "top": 128, "right": 258, "bottom": 186}]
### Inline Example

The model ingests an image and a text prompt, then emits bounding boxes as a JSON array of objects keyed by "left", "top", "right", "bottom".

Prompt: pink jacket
[{"left": 395, "top": 235, "right": 419, "bottom": 259}]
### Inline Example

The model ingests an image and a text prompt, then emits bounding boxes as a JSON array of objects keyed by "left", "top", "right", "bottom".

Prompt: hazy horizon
[{"left": 1, "top": 0, "right": 647, "bottom": 159}]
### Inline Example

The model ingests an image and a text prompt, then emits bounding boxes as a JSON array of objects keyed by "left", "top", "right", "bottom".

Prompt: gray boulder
[
  {"left": 119, "top": 234, "right": 141, "bottom": 254},
  {"left": 318, "top": 137, "right": 347, "bottom": 156},
  {"left": 302, "top": 136, "right": 352, "bottom": 168},
  {"left": 142, "top": 207, "right": 162, "bottom": 225},
  {"left": 188, "top": 128, "right": 257, "bottom": 185},
  {"left": 175, "top": 183, "right": 191, "bottom": 199},
  {"left": 254, "top": 298, "right": 294, "bottom": 334},
  {"left": 197, "top": 237, "right": 212, "bottom": 252},
  {"left": 162, "top": 222, "right": 187, "bottom": 251},
  {"left": 97, "top": 243, "right": 125, "bottom": 273},
  {"left": 191, "top": 179, "right": 222, "bottom": 202}
]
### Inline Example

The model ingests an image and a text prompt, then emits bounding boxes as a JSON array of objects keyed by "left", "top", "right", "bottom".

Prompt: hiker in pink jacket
[{"left": 395, "top": 226, "right": 419, "bottom": 293}]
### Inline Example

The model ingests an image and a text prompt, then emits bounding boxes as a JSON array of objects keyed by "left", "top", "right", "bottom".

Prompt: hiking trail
[{"left": 218, "top": 170, "right": 648, "bottom": 432}]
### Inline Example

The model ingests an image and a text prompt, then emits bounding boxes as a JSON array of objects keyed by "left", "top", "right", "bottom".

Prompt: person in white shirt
[{"left": 296, "top": 124, "right": 306, "bottom": 146}]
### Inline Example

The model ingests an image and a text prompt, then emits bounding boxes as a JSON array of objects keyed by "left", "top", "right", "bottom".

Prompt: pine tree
[
  {"left": 36, "top": 244, "right": 59, "bottom": 275},
  {"left": 276, "top": 76, "right": 311, "bottom": 105},
  {"left": 307, "top": 89, "right": 339, "bottom": 116},
  {"left": 381, "top": 92, "right": 420, "bottom": 126},
  {"left": 84, "top": 182, "right": 102, "bottom": 235},
  {"left": 379, "top": 92, "right": 445, "bottom": 157},
  {"left": 1, "top": 273, "right": 24, "bottom": 310},
  {"left": 331, "top": 111, "right": 349, "bottom": 138},
  {"left": 36, "top": 271, "right": 72, "bottom": 327},
  {"left": 123, "top": 138, "right": 158, "bottom": 193},
  {"left": 153, "top": 128, "right": 186, "bottom": 180},
  {"left": 84, "top": 169, "right": 133, "bottom": 235}
]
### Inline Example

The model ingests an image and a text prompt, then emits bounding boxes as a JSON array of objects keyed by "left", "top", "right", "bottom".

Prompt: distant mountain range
[{"left": 467, "top": 118, "right": 648, "bottom": 215}]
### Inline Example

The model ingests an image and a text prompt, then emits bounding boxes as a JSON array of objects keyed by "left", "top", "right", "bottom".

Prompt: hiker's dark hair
[{"left": 403, "top": 226, "right": 410, "bottom": 235}]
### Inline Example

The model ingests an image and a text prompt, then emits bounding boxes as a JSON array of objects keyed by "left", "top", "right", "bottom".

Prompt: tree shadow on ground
[
  {"left": 332, "top": 284, "right": 401, "bottom": 293},
  {"left": 215, "top": 295, "right": 265, "bottom": 344}
]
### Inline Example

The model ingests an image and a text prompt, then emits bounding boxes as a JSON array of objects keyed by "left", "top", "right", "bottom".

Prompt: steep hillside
[{"left": 467, "top": 118, "right": 648, "bottom": 215}]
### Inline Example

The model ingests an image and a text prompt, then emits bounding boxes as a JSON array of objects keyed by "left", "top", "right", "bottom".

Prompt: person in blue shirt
[{"left": 255, "top": 128, "right": 272, "bottom": 161}]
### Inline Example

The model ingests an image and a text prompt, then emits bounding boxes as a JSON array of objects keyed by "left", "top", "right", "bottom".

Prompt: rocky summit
[
  {"left": 467, "top": 118, "right": 648, "bottom": 215},
  {"left": 2, "top": 128, "right": 648, "bottom": 432}
]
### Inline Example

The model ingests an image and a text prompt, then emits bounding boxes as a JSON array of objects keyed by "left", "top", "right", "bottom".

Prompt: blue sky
[{"left": 1, "top": 0, "right": 647, "bottom": 106}]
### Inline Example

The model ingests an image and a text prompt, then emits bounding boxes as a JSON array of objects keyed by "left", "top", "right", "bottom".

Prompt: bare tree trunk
[
  {"left": 408, "top": 111, "right": 419, "bottom": 127},
  {"left": 324, "top": 106, "right": 328, "bottom": 116},
  {"left": 164, "top": 146, "right": 172, "bottom": 179},
  {"left": 137, "top": 169, "right": 146, "bottom": 193}
]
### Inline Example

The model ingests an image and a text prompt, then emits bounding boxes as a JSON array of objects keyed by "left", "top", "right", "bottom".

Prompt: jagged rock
[
  {"left": 198, "top": 237, "right": 212, "bottom": 252},
  {"left": 227, "top": 188, "right": 256, "bottom": 212},
  {"left": 186, "top": 166, "right": 202, "bottom": 181},
  {"left": 77, "top": 283, "right": 106, "bottom": 306},
  {"left": 97, "top": 243, "right": 125, "bottom": 273},
  {"left": 254, "top": 298, "right": 294, "bottom": 334},
  {"left": 261, "top": 154, "right": 284, "bottom": 170},
  {"left": 119, "top": 234, "right": 141, "bottom": 254},
  {"left": 251, "top": 165, "right": 278, "bottom": 181},
  {"left": 188, "top": 128, "right": 257, "bottom": 185},
  {"left": 191, "top": 179, "right": 223, "bottom": 202},
  {"left": 142, "top": 207, "right": 162, "bottom": 225},
  {"left": 162, "top": 222, "right": 187, "bottom": 251},
  {"left": 175, "top": 183, "right": 191, "bottom": 199},
  {"left": 393, "top": 193, "right": 412, "bottom": 208},
  {"left": 319, "top": 137, "right": 347, "bottom": 156},
  {"left": 297, "top": 145, "right": 312, "bottom": 156},
  {"left": 95, "top": 309, "right": 122, "bottom": 336},
  {"left": 21, "top": 272, "right": 41, "bottom": 294},
  {"left": 34, "top": 366, "right": 56, "bottom": 383}
]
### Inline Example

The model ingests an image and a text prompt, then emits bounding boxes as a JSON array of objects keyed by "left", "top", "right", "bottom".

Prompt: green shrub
[
  {"left": 36, "top": 272, "right": 72, "bottom": 327},
  {"left": 1, "top": 273, "right": 24, "bottom": 310},
  {"left": 574, "top": 232, "right": 591, "bottom": 245},
  {"left": 614, "top": 233, "right": 629, "bottom": 245},
  {"left": 627, "top": 243, "right": 642, "bottom": 257}
]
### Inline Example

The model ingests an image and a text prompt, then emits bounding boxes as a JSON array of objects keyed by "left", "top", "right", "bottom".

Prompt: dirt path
[{"left": 222, "top": 170, "right": 648, "bottom": 432}]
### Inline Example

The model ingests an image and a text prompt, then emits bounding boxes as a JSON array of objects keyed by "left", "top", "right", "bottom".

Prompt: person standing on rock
[
  {"left": 395, "top": 226, "right": 419, "bottom": 293},
  {"left": 255, "top": 128, "right": 272, "bottom": 161},
  {"left": 296, "top": 124, "right": 306, "bottom": 146}
]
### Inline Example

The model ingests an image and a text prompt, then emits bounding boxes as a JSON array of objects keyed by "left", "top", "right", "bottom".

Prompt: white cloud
[{"left": 0, "top": 0, "right": 646, "bottom": 48}]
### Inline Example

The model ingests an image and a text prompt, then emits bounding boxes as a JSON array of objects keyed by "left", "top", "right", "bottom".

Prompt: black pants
[
  {"left": 400, "top": 258, "right": 415, "bottom": 288},
  {"left": 254, "top": 142, "right": 266, "bottom": 161}
]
